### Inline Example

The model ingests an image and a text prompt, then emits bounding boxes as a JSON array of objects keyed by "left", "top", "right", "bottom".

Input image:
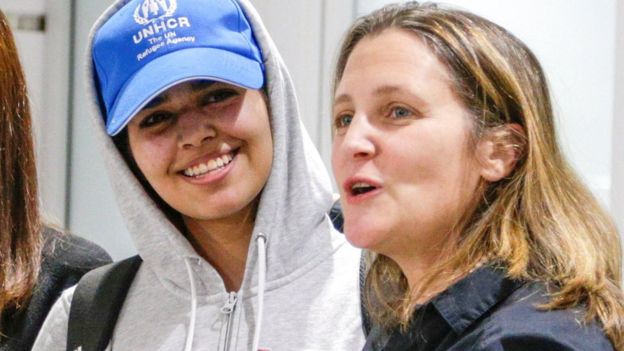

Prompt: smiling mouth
[
  {"left": 350, "top": 182, "right": 378, "bottom": 196},
  {"left": 182, "top": 151, "right": 237, "bottom": 178}
]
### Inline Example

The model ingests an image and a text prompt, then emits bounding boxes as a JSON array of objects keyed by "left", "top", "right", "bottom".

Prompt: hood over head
[{"left": 86, "top": 0, "right": 338, "bottom": 299}]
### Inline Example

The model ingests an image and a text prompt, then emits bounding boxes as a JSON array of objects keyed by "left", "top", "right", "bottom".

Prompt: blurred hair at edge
[
  {"left": 0, "top": 9, "right": 42, "bottom": 319},
  {"left": 331, "top": 1, "right": 623, "bottom": 348}
]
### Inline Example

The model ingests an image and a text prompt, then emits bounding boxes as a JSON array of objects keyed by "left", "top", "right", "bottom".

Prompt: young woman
[
  {"left": 0, "top": 10, "right": 111, "bottom": 351},
  {"left": 331, "top": 2, "right": 623, "bottom": 350},
  {"left": 33, "top": 0, "right": 364, "bottom": 350}
]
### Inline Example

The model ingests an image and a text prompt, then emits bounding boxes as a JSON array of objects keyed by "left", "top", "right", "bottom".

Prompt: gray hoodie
[{"left": 32, "top": 0, "right": 365, "bottom": 350}]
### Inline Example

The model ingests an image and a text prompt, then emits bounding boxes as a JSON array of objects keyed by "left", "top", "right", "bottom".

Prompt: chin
[
  {"left": 187, "top": 193, "right": 259, "bottom": 221},
  {"left": 191, "top": 205, "right": 245, "bottom": 221},
  {"left": 343, "top": 221, "right": 389, "bottom": 251}
]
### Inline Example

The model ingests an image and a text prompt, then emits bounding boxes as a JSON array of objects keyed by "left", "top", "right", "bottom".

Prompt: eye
[
  {"left": 199, "top": 89, "right": 239, "bottom": 106},
  {"left": 334, "top": 114, "right": 353, "bottom": 129},
  {"left": 138, "top": 111, "right": 175, "bottom": 129},
  {"left": 389, "top": 105, "right": 413, "bottom": 119}
]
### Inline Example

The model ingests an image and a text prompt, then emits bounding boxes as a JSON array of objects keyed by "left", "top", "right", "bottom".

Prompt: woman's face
[
  {"left": 127, "top": 80, "right": 273, "bottom": 227},
  {"left": 332, "top": 29, "right": 482, "bottom": 260}
]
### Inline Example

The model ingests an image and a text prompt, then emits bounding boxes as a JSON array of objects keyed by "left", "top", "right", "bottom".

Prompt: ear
[{"left": 476, "top": 123, "right": 525, "bottom": 182}]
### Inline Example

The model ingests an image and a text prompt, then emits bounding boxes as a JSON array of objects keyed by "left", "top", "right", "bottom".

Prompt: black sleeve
[
  {"left": 0, "top": 228, "right": 112, "bottom": 351},
  {"left": 42, "top": 228, "right": 113, "bottom": 278}
]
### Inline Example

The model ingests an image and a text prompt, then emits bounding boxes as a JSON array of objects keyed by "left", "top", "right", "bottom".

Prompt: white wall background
[{"left": 5, "top": 0, "right": 621, "bottom": 259}]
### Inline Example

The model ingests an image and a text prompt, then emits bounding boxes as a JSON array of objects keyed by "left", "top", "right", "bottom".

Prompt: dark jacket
[
  {"left": 0, "top": 228, "right": 111, "bottom": 351},
  {"left": 365, "top": 264, "right": 614, "bottom": 351}
]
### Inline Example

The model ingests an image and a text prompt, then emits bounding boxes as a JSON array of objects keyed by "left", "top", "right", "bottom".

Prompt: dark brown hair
[
  {"left": 0, "top": 10, "right": 42, "bottom": 319},
  {"left": 334, "top": 2, "right": 623, "bottom": 348}
]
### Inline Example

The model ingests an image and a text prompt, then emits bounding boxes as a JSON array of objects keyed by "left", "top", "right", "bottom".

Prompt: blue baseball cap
[{"left": 92, "top": 0, "right": 265, "bottom": 135}]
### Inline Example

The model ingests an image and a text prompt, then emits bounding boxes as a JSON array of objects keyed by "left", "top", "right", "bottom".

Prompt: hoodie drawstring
[
  {"left": 252, "top": 233, "right": 268, "bottom": 351},
  {"left": 184, "top": 258, "right": 198, "bottom": 351}
]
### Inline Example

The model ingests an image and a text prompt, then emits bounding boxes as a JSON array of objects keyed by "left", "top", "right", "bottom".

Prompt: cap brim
[{"left": 106, "top": 47, "right": 264, "bottom": 135}]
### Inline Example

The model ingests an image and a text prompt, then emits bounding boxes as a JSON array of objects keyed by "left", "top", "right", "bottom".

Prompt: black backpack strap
[{"left": 67, "top": 255, "right": 142, "bottom": 351}]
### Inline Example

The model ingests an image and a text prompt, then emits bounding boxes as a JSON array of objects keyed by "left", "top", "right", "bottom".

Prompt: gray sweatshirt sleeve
[{"left": 31, "top": 286, "right": 74, "bottom": 351}]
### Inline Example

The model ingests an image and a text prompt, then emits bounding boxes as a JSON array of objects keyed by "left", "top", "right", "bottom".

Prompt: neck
[
  {"left": 392, "top": 250, "right": 444, "bottom": 304},
  {"left": 183, "top": 203, "right": 257, "bottom": 292},
  {"left": 390, "top": 232, "right": 463, "bottom": 305},
  {"left": 393, "top": 247, "right": 484, "bottom": 305}
]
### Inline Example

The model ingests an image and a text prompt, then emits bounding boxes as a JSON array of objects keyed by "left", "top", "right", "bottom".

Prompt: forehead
[{"left": 336, "top": 28, "right": 453, "bottom": 98}]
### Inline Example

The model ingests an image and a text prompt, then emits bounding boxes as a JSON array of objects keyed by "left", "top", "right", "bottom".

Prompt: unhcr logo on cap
[
  {"left": 131, "top": 0, "right": 191, "bottom": 46},
  {"left": 134, "top": 0, "right": 177, "bottom": 25}
]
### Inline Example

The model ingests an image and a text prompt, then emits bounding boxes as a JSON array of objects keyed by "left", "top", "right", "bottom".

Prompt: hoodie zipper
[{"left": 220, "top": 292, "right": 238, "bottom": 351}]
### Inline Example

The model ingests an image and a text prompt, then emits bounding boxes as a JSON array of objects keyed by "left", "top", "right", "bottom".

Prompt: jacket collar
[{"left": 430, "top": 264, "right": 523, "bottom": 335}]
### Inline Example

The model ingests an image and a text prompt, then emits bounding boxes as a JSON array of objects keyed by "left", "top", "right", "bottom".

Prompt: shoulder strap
[{"left": 67, "top": 255, "right": 142, "bottom": 351}]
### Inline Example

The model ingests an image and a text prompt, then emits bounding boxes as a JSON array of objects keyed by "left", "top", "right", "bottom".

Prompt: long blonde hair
[{"left": 333, "top": 2, "right": 623, "bottom": 348}]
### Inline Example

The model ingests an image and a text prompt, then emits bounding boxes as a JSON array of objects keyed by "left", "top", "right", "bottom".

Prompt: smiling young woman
[
  {"left": 332, "top": 2, "right": 623, "bottom": 350},
  {"left": 118, "top": 80, "right": 274, "bottom": 291},
  {"left": 32, "top": 1, "right": 364, "bottom": 350},
  {"left": 126, "top": 82, "right": 273, "bottom": 237}
]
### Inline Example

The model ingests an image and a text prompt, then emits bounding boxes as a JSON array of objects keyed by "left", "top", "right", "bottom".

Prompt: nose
[
  {"left": 340, "top": 114, "right": 376, "bottom": 160},
  {"left": 176, "top": 108, "right": 216, "bottom": 149}
]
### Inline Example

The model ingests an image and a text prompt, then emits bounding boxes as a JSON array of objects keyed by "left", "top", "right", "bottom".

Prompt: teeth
[
  {"left": 183, "top": 153, "right": 234, "bottom": 177},
  {"left": 351, "top": 181, "right": 376, "bottom": 196}
]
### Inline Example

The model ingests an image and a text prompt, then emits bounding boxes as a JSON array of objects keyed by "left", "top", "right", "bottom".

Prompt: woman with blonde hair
[
  {"left": 0, "top": 9, "right": 111, "bottom": 351},
  {"left": 331, "top": 2, "right": 623, "bottom": 350}
]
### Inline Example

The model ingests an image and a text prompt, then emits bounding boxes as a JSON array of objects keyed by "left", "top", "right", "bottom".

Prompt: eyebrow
[
  {"left": 141, "top": 80, "right": 216, "bottom": 110},
  {"left": 333, "top": 94, "right": 351, "bottom": 106},
  {"left": 334, "top": 85, "right": 422, "bottom": 106},
  {"left": 376, "top": 84, "right": 429, "bottom": 106},
  {"left": 190, "top": 80, "right": 215, "bottom": 91},
  {"left": 374, "top": 85, "right": 402, "bottom": 96}
]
